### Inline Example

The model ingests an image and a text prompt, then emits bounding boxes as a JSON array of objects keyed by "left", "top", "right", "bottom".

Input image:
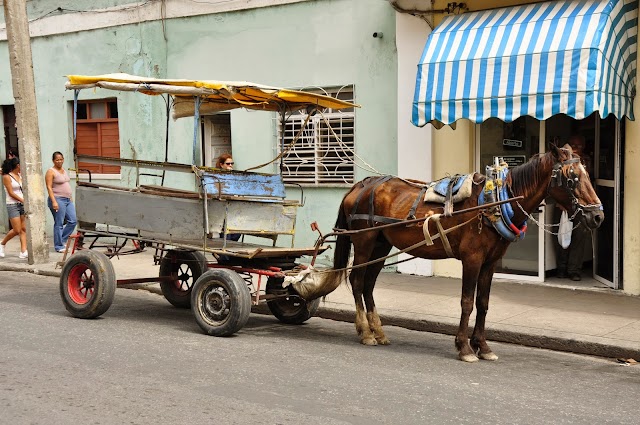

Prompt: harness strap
[
  {"left": 348, "top": 175, "right": 393, "bottom": 227},
  {"left": 407, "top": 186, "right": 428, "bottom": 220},
  {"left": 435, "top": 217, "right": 454, "bottom": 257},
  {"left": 349, "top": 176, "right": 383, "bottom": 227},
  {"left": 422, "top": 214, "right": 477, "bottom": 258},
  {"left": 423, "top": 215, "right": 436, "bottom": 246},
  {"left": 349, "top": 214, "right": 403, "bottom": 224},
  {"left": 350, "top": 178, "right": 373, "bottom": 223},
  {"left": 368, "top": 175, "right": 393, "bottom": 226},
  {"left": 443, "top": 176, "right": 459, "bottom": 217},
  {"left": 319, "top": 216, "right": 471, "bottom": 275}
]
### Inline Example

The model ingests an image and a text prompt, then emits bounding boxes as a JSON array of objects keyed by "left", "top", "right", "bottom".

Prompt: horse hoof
[
  {"left": 376, "top": 336, "right": 390, "bottom": 345},
  {"left": 361, "top": 337, "right": 378, "bottom": 346},
  {"left": 479, "top": 351, "right": 499, "bottom": 361},
  {"left": 459, "top": 353, "right": 479, "bottom": 363}
]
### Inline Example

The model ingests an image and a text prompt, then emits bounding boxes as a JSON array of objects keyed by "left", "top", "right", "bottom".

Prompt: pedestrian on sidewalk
[
  {"left": 45, "top": 152, "right": 77, "bottom": 253},
  {"left": 555, "top": 135, "right": 592, "bottom": 281},
  {"left": 0, "top": 157, "right": 28, "bottom": 259}
]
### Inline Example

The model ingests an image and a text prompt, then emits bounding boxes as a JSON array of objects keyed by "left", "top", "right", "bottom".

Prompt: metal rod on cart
[
  {"left": 73, "top": 90, "right": 79, "bottom": 169},
  {"left": 202, "top": 176, "right": 209, "bottom": 247},
  {"left": 279, "top": 104, "right": 286, "bottom": 174},
  {"left": 255, "top": 275, "right": 262, "bottom": 305},
  {"left": 117, "top": 277, "right": 174, "bottom": 285},
  {"left": 162, "top": 94, "right": 171, "bottom": 186},
  {"left": 192, "top": 95, "right": 202, "bottom": 165}
]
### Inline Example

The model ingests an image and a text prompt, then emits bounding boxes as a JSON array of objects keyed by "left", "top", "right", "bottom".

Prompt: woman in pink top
[{"left": 45, "top": 152, "right": 77, "bottom": 253}]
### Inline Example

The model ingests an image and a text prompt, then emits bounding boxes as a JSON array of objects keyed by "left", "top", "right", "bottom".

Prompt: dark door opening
[{"left": 2, "top": 105, "right": 18, "bottom": 158}]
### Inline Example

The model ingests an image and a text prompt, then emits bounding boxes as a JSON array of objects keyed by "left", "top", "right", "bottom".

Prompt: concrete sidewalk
[{"left": 1, "top": 244, "right": 639, "bottom": 361}]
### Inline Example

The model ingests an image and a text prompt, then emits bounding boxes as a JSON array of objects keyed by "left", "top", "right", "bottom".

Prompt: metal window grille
[{"left": 277, "top": 85, "right": 355, "bottom": 185}]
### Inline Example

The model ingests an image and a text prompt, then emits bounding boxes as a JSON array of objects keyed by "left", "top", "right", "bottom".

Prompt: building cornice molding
[{"left": 0, "top": 0, "right": 310, "bottom": 41}]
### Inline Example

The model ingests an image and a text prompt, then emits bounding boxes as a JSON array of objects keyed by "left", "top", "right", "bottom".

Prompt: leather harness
[
  {"left": 347, "top": 175, "right": 401, "bottom": 227},
  {"left": 345, "top": 175, "right": 462, "bottom": 258}
]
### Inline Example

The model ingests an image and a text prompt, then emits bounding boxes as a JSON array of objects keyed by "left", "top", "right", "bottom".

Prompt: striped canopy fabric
[{"left": 413, "top": 0, "right": 638, "bottom": 128}]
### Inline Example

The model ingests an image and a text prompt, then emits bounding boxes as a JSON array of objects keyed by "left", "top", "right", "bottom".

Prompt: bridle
[{"left": 550, "top": 155, "right": 603, "bottom": 220}]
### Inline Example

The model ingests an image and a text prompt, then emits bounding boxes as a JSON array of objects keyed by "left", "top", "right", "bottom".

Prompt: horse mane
[{"left": 507, "top": 152, "right": 554, "bottom": 197}]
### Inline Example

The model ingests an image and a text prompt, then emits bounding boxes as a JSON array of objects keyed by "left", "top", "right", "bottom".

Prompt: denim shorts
[{"left": 6, "top": 203, "right": 25, "bottom": 219}]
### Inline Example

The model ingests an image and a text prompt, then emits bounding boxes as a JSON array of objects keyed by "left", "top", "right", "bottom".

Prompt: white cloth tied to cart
[
  {"left": 287, "top": 258, "right": 353, "bottom": 301},
  {"left": 283, "top": 266, "right": 317, "bottom": 288}
]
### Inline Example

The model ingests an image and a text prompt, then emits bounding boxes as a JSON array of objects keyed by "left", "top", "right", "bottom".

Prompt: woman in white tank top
[{"left": 0, "top": 157, "right": 28, "bottom": 259}]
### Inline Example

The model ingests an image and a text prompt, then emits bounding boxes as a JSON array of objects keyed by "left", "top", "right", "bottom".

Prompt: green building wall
[{"left": 0, "top": 0, "right": 397, "bottom": 262}]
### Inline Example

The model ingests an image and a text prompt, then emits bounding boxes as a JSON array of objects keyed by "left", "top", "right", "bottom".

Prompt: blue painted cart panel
[{"left": 201, "top": 171, "right": 286, "bottom": 199}]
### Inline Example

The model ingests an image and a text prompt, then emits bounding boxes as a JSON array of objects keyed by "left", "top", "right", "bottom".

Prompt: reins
[
  {"left": 309, "top": 196, "right": 523, "bottom": 274},
  {"left": 312, "top": 216, "right": 478, "bottom": 275}
]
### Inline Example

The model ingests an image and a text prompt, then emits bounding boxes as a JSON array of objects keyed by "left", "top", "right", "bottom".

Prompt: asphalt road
[{"left": 1, "top": 271, "right": 639, "bottom": 425}]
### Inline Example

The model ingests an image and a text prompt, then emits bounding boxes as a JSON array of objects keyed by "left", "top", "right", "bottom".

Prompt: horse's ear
[
  {"left": 561, "top": 143, "right": 574, "bottom": 155},
  {"left": 548, "top": 141, "right": 562, "bottom": 159}
]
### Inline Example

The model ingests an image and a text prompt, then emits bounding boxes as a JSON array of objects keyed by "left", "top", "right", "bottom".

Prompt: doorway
[
  {"left": 477, "top": 113, "right": 622, "bottom": 286},
  {"left": 544, "top": 113, "right": 622, "bottom": 288},
  {"left": 2, "top": 105, "right": 18, "bottom": 158},
  {"left": 594, "top": 115, "right": 623, "bottom": 288},
  {"left": 203, "top": 114, "right": 232, "bottom": 167}
]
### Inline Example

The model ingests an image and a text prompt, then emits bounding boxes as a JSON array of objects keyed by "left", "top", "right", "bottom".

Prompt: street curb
[
  {"left": 254, "top": 303, "right": 640, "bottom": 361},
  {"left": 4, "top": 264, "right": 639, "bottom": 361},
  {"left": 309, "top": 305, "right": 640, "bottom": 361},
  {"left": 0, "top": 264, "right": 61, "bottom": 278}
]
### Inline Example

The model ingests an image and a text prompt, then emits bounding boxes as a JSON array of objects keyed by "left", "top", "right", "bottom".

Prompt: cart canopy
[{"left": 66, "top": 73, "right": 359, "bottom": 118}]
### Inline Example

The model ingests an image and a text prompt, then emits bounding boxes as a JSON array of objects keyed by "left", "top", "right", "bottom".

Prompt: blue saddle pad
[{"left": 433, "top": 175, "right": 468, "bottom": 197}]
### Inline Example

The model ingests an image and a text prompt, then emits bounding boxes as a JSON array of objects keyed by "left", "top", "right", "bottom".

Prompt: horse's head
[{"left": 548, "top": 143, "right": 604, "bottom": 229}]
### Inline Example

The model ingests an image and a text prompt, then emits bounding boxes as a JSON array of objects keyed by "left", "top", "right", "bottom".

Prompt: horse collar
[{"left": 479, "top": 161, "right": 527, "bottom": 242}]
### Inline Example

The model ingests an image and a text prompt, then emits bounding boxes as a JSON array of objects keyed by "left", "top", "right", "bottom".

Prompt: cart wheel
[
  {"left": 266, "top": 277, "right": 320, "bottom": 324},
  {"left": 159, "top": 250, "right": 208, "bottom": 309},
  {"left": 60, "top": 250, "right": 116, "bottom": 319},
  {"left": 191, "top": 269, "right": 251, "bottom": 336}
]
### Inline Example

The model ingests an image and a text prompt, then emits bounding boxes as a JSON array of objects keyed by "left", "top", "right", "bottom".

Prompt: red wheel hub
[{"left": 67, "top": 263, "right": 95, "bottom": 305}]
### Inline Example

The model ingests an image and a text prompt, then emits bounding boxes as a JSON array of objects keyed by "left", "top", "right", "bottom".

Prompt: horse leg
[
  {"left": 471, "top": 261, "right": 499, "bottom": 361},
  {"left": 363, "top": 241, "right": 393, "bottom": 345},
  {"left": 349, "top": 234, "right": 380, "bottom": 346},
  {"left": 456, "top": 261, "right": 481, "bottom": 363}
]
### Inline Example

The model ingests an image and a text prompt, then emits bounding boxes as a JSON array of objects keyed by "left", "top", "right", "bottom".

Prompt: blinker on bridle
[{"left": 550, "top": 156, "right": 602, "bottom": 219}]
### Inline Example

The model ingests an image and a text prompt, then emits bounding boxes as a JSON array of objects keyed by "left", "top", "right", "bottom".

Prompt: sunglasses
[{"left": 224, "top": 162, "right": 234, "bottom": 165}]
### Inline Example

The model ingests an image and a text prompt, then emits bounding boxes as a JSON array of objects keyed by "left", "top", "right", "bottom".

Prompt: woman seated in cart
[{"left": 215, "top": 153, "right": 241, "bottom": 243}]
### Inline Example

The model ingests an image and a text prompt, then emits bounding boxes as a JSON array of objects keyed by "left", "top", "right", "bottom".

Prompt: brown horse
[{"left": 293, "top": 144, "right": 604, "bottom": 362}]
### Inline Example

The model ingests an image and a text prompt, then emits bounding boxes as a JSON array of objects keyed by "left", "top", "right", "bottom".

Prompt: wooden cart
[{"left": 59, "top": 74, "right": 358, "bottom": 336}]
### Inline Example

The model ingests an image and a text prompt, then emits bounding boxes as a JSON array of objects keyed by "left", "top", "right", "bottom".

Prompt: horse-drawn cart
[{"left": 60, "top": 74, "right": 357, "bottom": 336}]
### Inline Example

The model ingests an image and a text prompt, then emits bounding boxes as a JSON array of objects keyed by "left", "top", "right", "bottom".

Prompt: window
[
  {"left": 75, "top": 99, "right": 120, "bottom": 174},
  {"left": 277, "top": 85, "right": 355, "bottom": 185}
]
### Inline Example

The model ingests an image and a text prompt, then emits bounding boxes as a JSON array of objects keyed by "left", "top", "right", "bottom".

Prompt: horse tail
[
  {"left": 332, "top": 201, "right": 351, "bottom": 270},
  {"left": 292, "top": 197, "right": 351, "bottom": 301}
]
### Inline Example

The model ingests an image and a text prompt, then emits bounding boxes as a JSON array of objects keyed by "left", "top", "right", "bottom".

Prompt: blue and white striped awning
[{"left": 413, "top": 0, "right": 638, "bottom": 128}]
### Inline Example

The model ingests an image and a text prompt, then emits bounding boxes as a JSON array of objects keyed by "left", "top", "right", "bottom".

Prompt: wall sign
[
  {"left": 496, "top": 155, "right": 527, "bottom": 167},
  {"left": 503, "top": 138, "right": 523, "bottom": 148}
]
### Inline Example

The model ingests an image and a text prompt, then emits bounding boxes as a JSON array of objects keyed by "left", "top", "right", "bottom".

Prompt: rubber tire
[
  {"left": 266, "top": 277, "right": 320, "bottom": 325},
  {"left": 191, "top": 269, "right": 251, "bottom": 336},
  {"left": 159, "top": 250, "right": 208, "bottom": 309},
  {"left": 60, "top": 250, "right": 116, "bottom": 319}
]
